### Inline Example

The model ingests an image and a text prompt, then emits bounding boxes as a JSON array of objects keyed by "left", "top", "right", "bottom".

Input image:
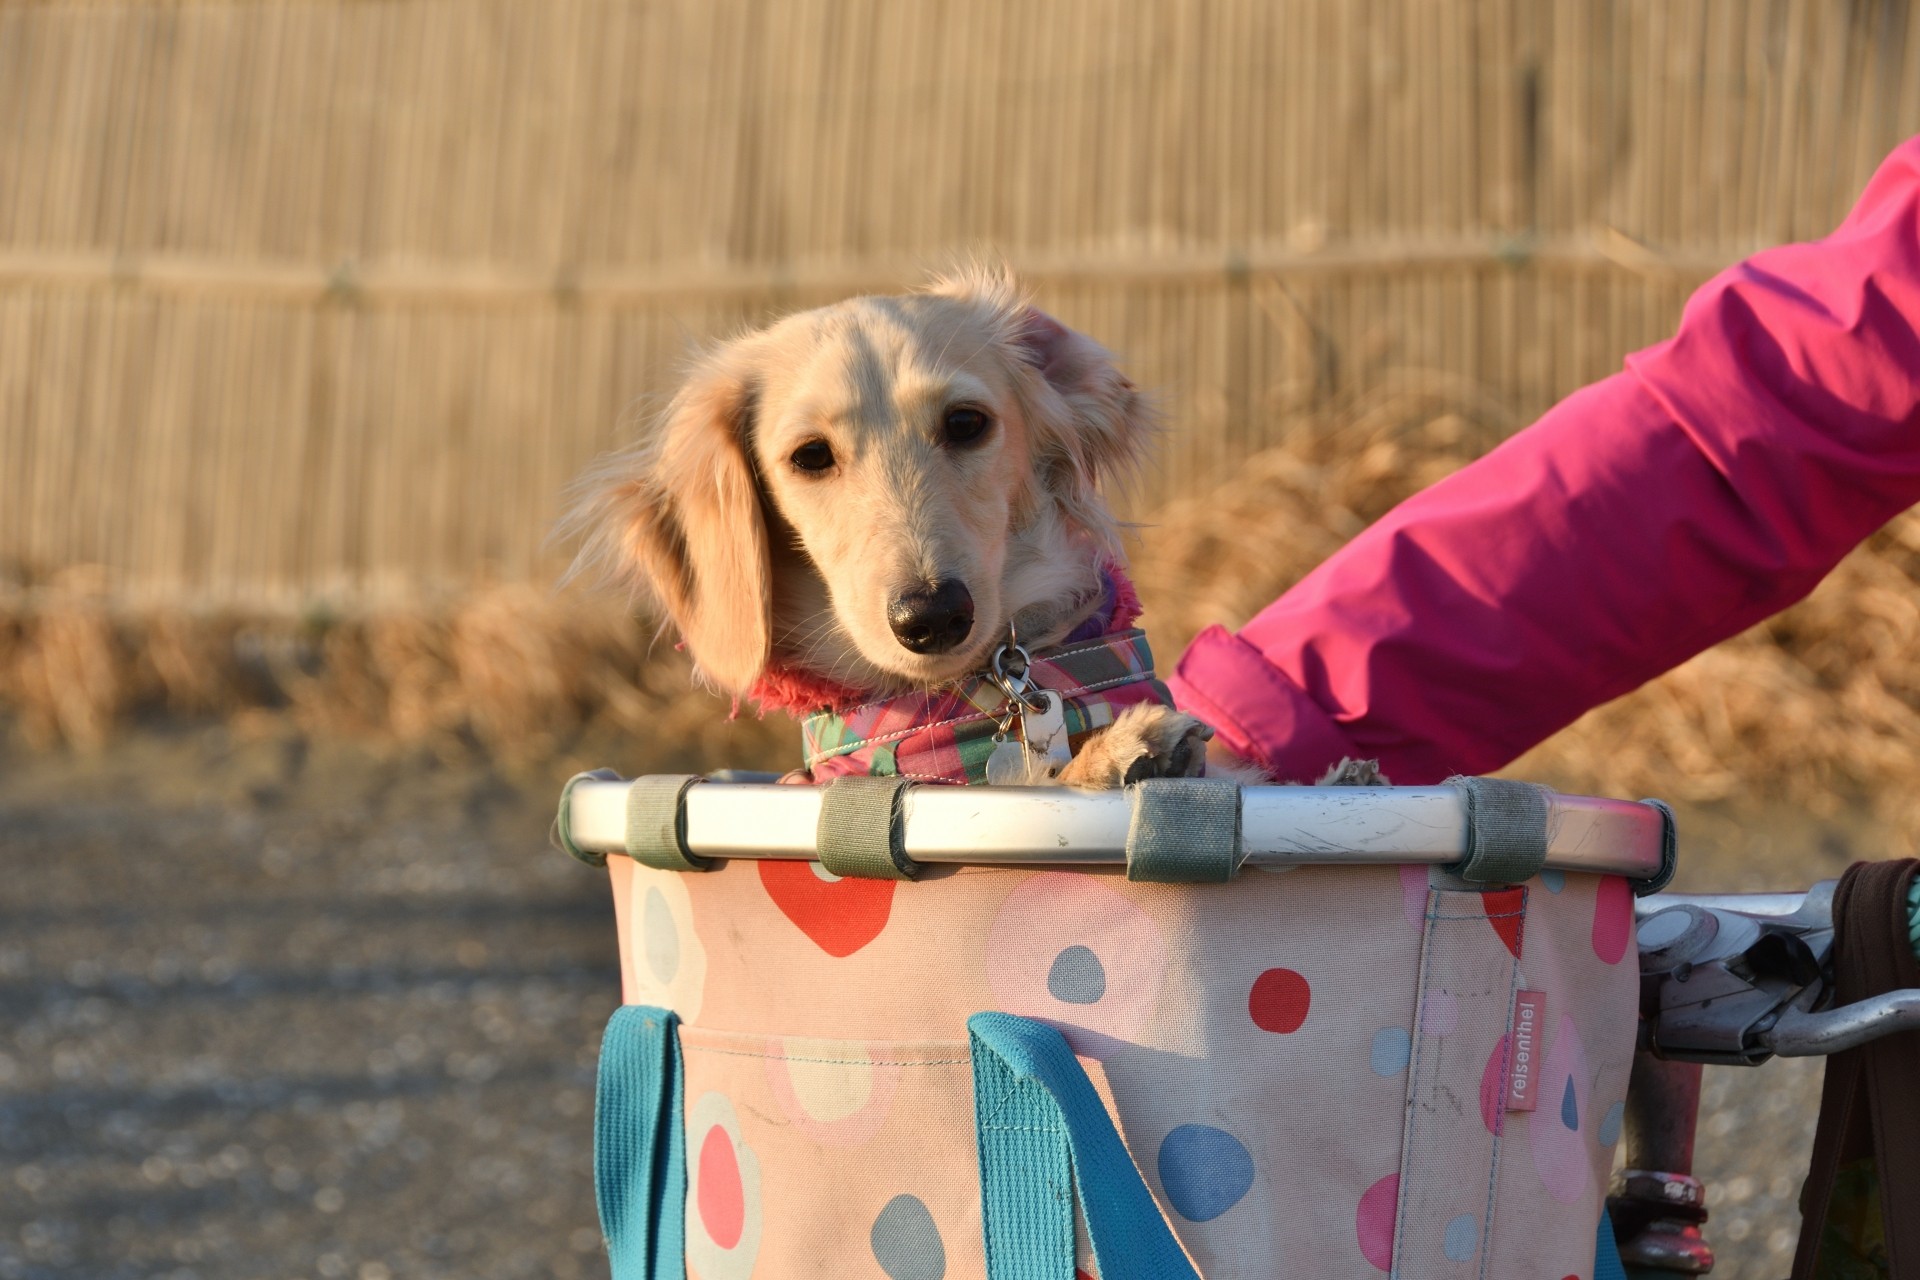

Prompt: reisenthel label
[{"left": 1507, "top": 990, "right": 1547, "bottom": 1112}]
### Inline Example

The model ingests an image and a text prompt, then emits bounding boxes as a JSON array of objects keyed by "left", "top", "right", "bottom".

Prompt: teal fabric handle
[
  {"left": 588, "top": 1003, "right": 1629, "bottom": 1280},
  {"left": 1596, "top": 1206, "right": 1626, "bottom": 1280},
  {"left": 968, "top": 1012, "right": 1201, "bottom": 1280},
  {"left": 595, "top": 1005, "right": 687, "bottom": 1280},
  {"left": 969, "top": 1010, "right": 1626, "bottom": 1280}
]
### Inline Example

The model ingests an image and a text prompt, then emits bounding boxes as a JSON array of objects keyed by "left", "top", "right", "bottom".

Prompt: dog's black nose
[{"left": 888, "top": 579, "right": 975, "bottom": 654}]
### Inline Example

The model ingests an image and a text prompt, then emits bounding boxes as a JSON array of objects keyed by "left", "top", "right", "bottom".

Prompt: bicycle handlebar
[{"left": 1760, "top": 989, "right": 1920, "bottom": 1056}]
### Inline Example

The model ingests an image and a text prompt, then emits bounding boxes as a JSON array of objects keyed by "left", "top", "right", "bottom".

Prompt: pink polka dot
[
  {"left": 1419, "top": 990, "right": 1459, "bottom": 1037},
  {"left": 763, "top": 1038, "right": 901, "bottom": 1148},
  {"left": 1592, "top": 876, "right": 1633, "bottom": 964},
  {"left": 1400, "top": 864, "right": 1429, "bottom": 928},
  {"left": 697, "top": 1124, "right": 745, "bottom": 1249},
  {"left": 1249, "top": 968, "right": 1311, "bottom": 1033},
  {"left": 1530, "top": 1015, "right": 1593, "bottom": 1204},
  {"left": 1356, "top": 1173, "right": 1399, "bottom": 1271},
  {"left": 1479, "top": 1036, "right": 1508, "bottom": 1135}
]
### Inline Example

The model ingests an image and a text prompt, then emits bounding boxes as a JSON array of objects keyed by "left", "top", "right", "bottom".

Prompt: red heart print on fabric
[
  {"left": 1483, "top": 886, "right": 1526, "bottom": 959},
  {"left": 758, "top": 861, "right": 897, "bottom": 957}
]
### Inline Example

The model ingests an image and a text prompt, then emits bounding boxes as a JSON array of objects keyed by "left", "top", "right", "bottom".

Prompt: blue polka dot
[
  {"left": 642, "top": 887, "right": 679, "bottom": 984},
  {"left": 1047, "top": 945, "right": 1106, "bottom": 1004},
  {"left": 871, "top": 1194, "right": 946, "bottom": 1280},
  {"left": 1598, "top": 1100, "right": 1626, "bottom": 1147},
  {"left": 1369, "top": 1026, "right": 1411, "bottom": 1076},
  {"left": 1443, "top": 1212, "right": 1479, "bottom": 1262},
  {"left": 1560, "top": 1078, "right": 1580, "bottom": 1131},
  {"left": 1157, "top": 1125, "right": 1255, "bottom": 1222},
  {"left": 1540, "top": 869, "right": 1566, "bottom": 894}
]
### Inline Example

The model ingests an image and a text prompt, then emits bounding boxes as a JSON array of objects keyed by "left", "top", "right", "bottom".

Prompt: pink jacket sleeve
[{"left": 1168, "top": 137, "right": 1920, "bottom": 785}]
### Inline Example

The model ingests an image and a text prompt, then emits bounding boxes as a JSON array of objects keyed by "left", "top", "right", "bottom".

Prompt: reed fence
[{"left": 1, "top": 0, "right": 1917, "bottom": 610}]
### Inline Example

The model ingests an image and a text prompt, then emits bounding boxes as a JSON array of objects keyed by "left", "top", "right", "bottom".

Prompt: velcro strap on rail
[
  {"left": 1633, "top": 798, "right": 1679, "bottom": 896},
  {"left": 815, "top": 775, "right": 918, "bottom": 880},
  {"left": 554, "top": 768, "right": 622, "bottom": 867},
  {"left": 1124, "top": 777, "right": 1243, "bottom": 883},
  {"left": 1446, "top": 775, "right": 1554, "bottom": 884},
  {"left": 624, "top": 774, "right": 712, "bottom": 872}
]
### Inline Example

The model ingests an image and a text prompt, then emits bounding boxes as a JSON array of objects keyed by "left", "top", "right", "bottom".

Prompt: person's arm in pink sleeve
[{"left": 1169, "top": 136, "right": 1920, "bottom": 785}]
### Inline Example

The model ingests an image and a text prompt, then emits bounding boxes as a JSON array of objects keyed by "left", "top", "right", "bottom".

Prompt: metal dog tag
[
  {"left": 985, "top": 733, "right": 1030, "bottom": 786},
  {"left": 1020, "top": 690, "right": 1071, "bottom": 771}
]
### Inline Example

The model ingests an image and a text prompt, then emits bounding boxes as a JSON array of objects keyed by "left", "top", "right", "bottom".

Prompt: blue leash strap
[
  {"left": 595, "top": 1005, "right": 687, "bottom": 1280},
  {"left": 968, "top": 1012, "right": 1202, "bottom": 1280}
]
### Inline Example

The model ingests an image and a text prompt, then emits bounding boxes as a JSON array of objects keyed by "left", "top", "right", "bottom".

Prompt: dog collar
[
  {"left": 800, "top": 627, "right": 1172, "bottom": 784},
  {"left": 745, "top": 562, "right": 1144, "bottom": 719}
]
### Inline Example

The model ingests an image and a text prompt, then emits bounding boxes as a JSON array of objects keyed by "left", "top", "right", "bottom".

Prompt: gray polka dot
[
  {"left": 1599, "top": 1100, "right": 1626, "bottom": 1147},
  {"left": 1369, "top": 1026, "right": 1411, "bottom": 1076},
  {"left": 642, "top": 887, "right": 679, "bottom": 985},
  {"left": 1046, "top": 945, "right": 1107, "bottom": 1004},
  {"left": 1443, "top": 1212, "right": 1478, "bottom": 1261},
  {"left": 871, "top": 1193, "right": 945, "bottom": 1280}
]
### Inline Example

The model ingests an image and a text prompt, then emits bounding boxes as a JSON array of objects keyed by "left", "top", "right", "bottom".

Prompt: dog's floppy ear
[
  {"left": 563, "top": 347, "right": 771, "bottom": 693},
  {"left": 1006, "top": 304, "right": 1156, "bottom": 550},
  {"left": 1014, "top": 306, "right": 1155, "bottom": 487},
  {"left": 926, "top": 267, "right": 1155, "bottom": 546}
]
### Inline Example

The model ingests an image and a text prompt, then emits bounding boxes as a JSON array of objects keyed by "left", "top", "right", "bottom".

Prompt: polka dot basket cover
[{"left": 605, "top": 856, "right": 1639, "bottom": 1279}]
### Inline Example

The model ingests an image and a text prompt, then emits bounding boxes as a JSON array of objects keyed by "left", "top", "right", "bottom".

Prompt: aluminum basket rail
[{"left": 565, "top": 777, "right": 1667, "bottom": 878}]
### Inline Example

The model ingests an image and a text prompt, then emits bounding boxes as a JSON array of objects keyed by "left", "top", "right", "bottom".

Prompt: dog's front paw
[
  {"left": 1055, "top": 703, "right": 1213, "bottom": 790},
  {"left": 1317, "top": 756, "right": 1389, "bottom": 786}
]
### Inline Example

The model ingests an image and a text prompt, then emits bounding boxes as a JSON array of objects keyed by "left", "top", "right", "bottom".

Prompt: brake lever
[{"left": 1635, "top": 883, "right": 1837, "bottom": 1065}]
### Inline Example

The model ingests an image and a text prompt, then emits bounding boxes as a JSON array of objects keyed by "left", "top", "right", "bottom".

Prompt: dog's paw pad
[{"left": 1061, "top": 704, "right": 1213, "bottom": 789}]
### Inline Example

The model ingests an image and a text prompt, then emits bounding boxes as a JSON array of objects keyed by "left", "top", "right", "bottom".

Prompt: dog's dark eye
[
  {"left": 789, "top": 439, "right": 835, "bottom": 473},
  {"left": 943, "top": 406, "right": 992, "bottom": 448}
]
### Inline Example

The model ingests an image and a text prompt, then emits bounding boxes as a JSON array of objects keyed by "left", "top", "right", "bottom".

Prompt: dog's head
[{"left": 564, "top": 269, "right": 1154, "bottom": 696}]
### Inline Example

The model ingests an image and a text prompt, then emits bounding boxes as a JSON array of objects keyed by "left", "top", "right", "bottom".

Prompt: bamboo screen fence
[{"left": 3, "top": 0, "right": 1918, "bottom": 612}]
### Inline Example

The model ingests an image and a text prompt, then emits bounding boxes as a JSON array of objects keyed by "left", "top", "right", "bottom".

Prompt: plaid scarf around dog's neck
[
  {"left": 750, "top": 564, "right": 1175, "bottom": 784},
  {"left": 803, "top": 628, "right": 1171, "bottom": 784}
]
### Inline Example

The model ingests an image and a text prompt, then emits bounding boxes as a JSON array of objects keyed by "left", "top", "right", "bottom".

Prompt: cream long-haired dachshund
[{"left": 565, "top": 269, "right": 1357, "bottom": 788}]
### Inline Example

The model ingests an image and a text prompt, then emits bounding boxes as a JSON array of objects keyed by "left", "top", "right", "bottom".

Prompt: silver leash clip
[{"left": 983, "top": 630, "right": 1071, "bottom": 783}]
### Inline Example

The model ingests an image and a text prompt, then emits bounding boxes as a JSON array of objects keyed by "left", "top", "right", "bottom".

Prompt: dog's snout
[{"left": 888, "top": 579, "right": 975, "bottom": 654}]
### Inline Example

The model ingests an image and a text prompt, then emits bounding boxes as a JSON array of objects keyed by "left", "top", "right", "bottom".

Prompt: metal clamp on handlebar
[
  {"left": 1636, "top": 883, "right": 1920, "bottom": 1064},
  {"left": 1636, "top": 885, "right": 1838, "bottom": 1065}
]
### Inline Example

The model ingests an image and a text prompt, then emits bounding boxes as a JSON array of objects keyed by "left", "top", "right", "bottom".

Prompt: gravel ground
[
  {"left": 0, "top": 727, "right": 620, "bottom": 1280},
  {"left": 0, "top": 725, "right": 1868, "bottom": 1279}
]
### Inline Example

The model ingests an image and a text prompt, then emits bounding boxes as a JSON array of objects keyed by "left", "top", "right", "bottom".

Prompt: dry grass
[
  {"left": 1131, "top": 374, "right": 1521, "bottom": 647},
  {"left": 0, "top": 578, "right": 791, "bottom": 772},
  {"left": 7, "top": 382, "right": 1920, "bottom": 850}
]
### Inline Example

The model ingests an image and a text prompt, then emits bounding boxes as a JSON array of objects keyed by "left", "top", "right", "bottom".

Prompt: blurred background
[{"left": 4, "top": 1, "right": 1920, "bottom": 1276}]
